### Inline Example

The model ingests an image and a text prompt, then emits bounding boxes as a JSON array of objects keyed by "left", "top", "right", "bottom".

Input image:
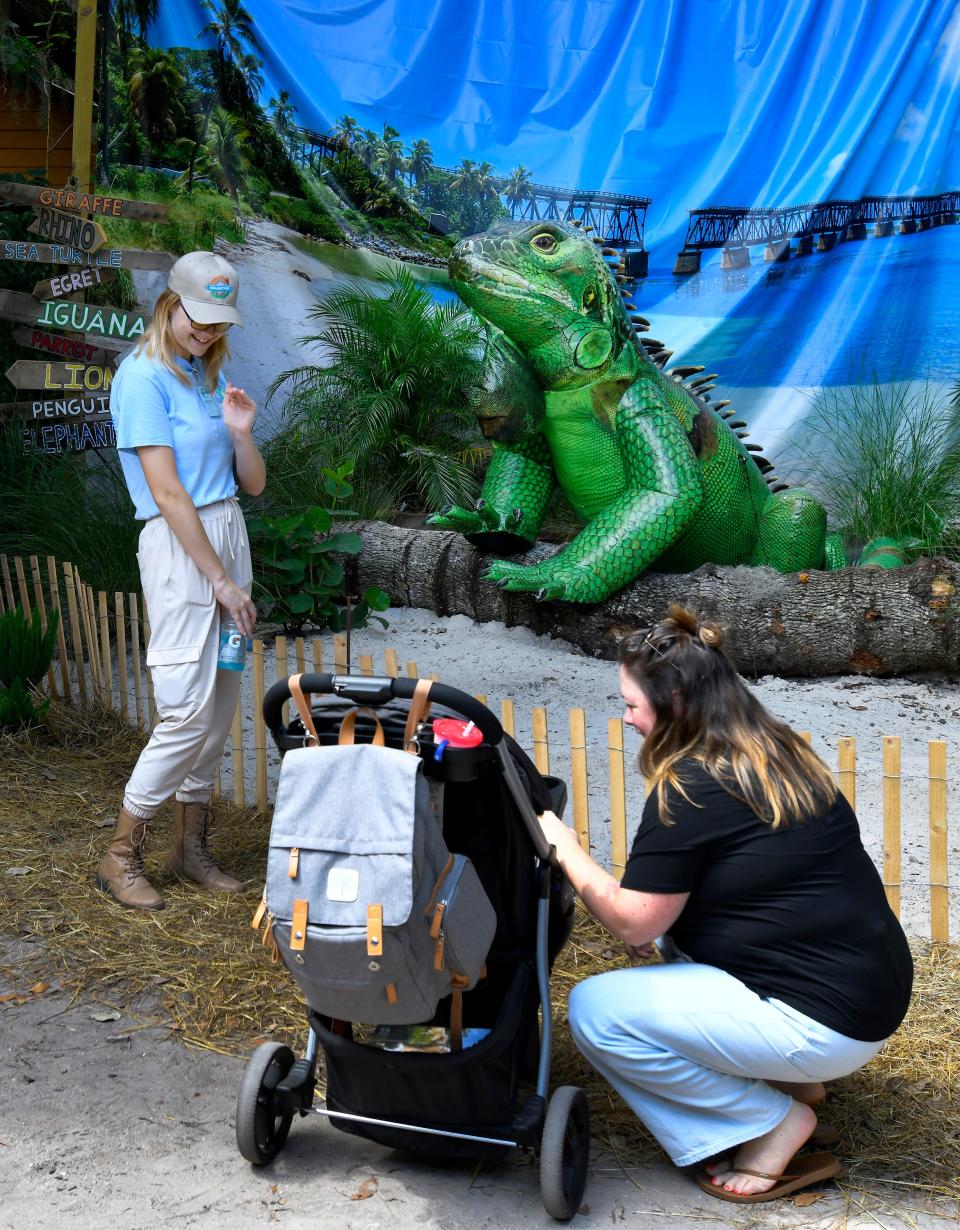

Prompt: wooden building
[{"left": 0, "top": 82, "right": 74, "bottom": 183}]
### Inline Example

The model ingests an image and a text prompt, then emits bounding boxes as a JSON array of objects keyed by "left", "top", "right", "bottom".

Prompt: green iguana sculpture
[{"left": 428, "top": 219, "right": 898, "bottom": 603}]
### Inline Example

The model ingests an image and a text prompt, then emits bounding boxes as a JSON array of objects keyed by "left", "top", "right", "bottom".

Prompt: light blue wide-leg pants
[{"left": 567, "top": 962, "right": 884, "bottom": 1168}]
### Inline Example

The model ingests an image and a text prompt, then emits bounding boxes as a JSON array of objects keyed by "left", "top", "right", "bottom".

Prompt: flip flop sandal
[
  {"left": 697, "top": 1123, "right": 839, "bottom": 1173},
  {"left": 695, "top": 1151, "right": 841, "bottom": 1204}
]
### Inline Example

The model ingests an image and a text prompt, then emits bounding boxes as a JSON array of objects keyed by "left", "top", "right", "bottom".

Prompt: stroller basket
[{"left": 237, "top": 672, "right": 589, "bottom": 1221}]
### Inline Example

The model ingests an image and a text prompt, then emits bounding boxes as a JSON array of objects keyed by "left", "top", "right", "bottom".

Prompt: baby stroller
[{"left": 235, "top": 671, "right": 590, "bottom": 1220}]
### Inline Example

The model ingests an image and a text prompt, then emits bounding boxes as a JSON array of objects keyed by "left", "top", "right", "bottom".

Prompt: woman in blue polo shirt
[{"left": 96, "top": 251, "right": 266, "bottom": 910}]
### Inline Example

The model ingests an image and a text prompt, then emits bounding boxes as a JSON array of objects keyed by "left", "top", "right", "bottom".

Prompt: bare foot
[
  {"left": 707, "top": 1101, "right": 817, "bottom": 1196},
  {"left": 767, "top": 1079, "right": 826, "bottom": 1106}
]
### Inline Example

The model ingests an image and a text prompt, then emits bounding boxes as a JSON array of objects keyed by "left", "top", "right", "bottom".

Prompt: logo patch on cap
[{"left": 207, "top": 276, "right": 232, "bottom": 300}]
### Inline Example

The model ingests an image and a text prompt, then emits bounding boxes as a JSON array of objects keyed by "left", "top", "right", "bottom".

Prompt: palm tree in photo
[
  {"left": 127, "top": 45, "right": 186, "bottom": 148},
  {"left": 355, "top": 127, "right": 382, "bottom": 169},
  {"left": 270, "top": 89, "right": 296, "bottom": 140},
  {"left": 503, "top": 164, "right": 533, "bottom": 215},
  {"left": 190, "top": 105, "right": 251, "bottom": 201},
  {"left": 99, "top": 0, "right": 161, "bottom": 181},
  {"left": 475, "top": 160, "right": 500, "bottom": 205},
  {"left": 449, "top": 158, "right": 479, "bottom": 200},
  {"left": 186, "top": 0, "right": 260, "bottom": 190},
  {"left": 407, "top": 137, "right": 434, "bottom": 188},
  {"left": 376, "top": 130, "right": 405, "bottom": 182},
  {"left": 334, "top": 113, "right": 359, "bottom": 147}
]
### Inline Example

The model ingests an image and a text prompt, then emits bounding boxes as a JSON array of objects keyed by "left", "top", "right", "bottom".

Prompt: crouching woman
[{"left": 537, "top": 606, "right": 912, "bottom": 1204}]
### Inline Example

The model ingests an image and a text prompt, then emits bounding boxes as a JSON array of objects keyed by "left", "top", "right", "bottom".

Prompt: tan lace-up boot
[
  {"left": 95, "top": 807, "right": 164, "bottom": 910},
  {"left": 166, "top": 801, "right": 243, "bottom": 892}
]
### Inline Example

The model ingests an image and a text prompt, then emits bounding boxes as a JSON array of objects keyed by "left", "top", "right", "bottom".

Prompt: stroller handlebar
[{"left": 262, "top": 672, "right": 504, "bottom": 746}]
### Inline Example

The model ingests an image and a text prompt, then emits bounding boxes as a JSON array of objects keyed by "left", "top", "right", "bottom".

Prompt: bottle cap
[{"left": 431, "top": 718, "right": 483, "bottom": 748}]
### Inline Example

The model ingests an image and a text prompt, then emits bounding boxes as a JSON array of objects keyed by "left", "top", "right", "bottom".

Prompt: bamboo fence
[{"left": 2, "top": 552, "right": 955, "bottom": 942}]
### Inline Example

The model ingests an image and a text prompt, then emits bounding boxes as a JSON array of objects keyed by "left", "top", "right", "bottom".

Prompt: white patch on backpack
[{"left": 326, "top": 867, "right": 360, "bottom": 902}]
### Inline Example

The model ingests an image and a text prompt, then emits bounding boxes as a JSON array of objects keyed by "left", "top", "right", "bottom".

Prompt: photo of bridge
[
  {"left": 286, "top": 125, "right": 651, "bottom": 272},
  {"left": 673, "top": 193, "right": 960, "bottom": 273}
]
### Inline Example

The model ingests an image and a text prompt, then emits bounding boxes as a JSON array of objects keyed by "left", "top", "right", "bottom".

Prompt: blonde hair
[
  {"left": 619, "top": 604, "right": 838, "bottom": 828},
  {"left": 135, "top": 288, "right": 231, "bottom": 391}
]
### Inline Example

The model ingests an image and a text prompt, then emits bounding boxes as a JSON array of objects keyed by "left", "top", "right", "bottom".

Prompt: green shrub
[
  {"left": 268, "top": 264, "right": 484, "bottom": 519},
  {"left": 788, "top": 381, "right": 960, "bottom": 561},
  {"left": 247, "top": 464, "right": 389, "bottom": 636},
  {"left": 0, "top": 676, "right": 49, "bottom": 732},
  {"left": 0, "top": 605, "right": 58, "bottom": 732},
  {"left": 0, "top": 604, "right": 58, "bottom": 689}
]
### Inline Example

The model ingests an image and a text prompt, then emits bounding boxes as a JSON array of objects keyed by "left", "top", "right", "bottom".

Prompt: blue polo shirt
[{"left": 111, "top": 348, "right": 237, "bottom": 519}]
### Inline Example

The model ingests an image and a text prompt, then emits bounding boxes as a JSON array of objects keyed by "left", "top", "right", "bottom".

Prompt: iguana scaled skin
[{"left": 428, "top": 219, "right": 860, "bottom": 604}]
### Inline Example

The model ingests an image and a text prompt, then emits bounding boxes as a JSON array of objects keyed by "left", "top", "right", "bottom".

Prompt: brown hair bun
[{"left": 698, "top": 621, "right": 723, "bottom": 648}]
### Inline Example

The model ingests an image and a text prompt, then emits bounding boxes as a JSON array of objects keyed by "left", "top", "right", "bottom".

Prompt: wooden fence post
[
  {"left": 608, "top": 718, "right": 627, "bottom": 878},
  {"left": 837, "top": 736, "right": 856, "bottom": 809},
  {"left": 252, "top": 638, "right": 267, "bottom": 809},
  {"left": 231, "top": 697, "right": 244, "bottom": 806},
  {"left": 114, "top": 592, "right": 128, "bottom": 721},
  {"left": 500, "top": 699, "right": 515, "bottom": 739},
  {"left": 62, "top": 563, "right": 87, "bottom": 704},
  {"left": 569, "top": 708, "right": 590, "bottom": 852},
  {"left": 929, "top": 741, "right": 949, "bottom": 943},
  {"left": 882, "top": 736, "right": 901, "bottom": 918},
  {"left": 29, "top": 554, "right": 58, "bottom": 700},
  {"left": 128, "top": 592, "right": 144, "bottom": 728},
  {"left": 532, "top": 707, "right": 549, "bottom": 776},
  {"left": 47, "top": 556, "right": 71, "bottom": 703}
]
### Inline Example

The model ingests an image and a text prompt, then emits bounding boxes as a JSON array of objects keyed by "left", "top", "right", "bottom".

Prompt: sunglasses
[
  {"left": 178, "top": 302, "right": 232, "bottom": 335},
  {"left": 642, "top": 632, "right": 682, "bottom": 674}
]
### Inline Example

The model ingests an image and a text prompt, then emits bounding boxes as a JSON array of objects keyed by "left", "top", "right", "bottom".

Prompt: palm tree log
[{"left": 344, "top": 520, "right": 960, "bottom": 676}]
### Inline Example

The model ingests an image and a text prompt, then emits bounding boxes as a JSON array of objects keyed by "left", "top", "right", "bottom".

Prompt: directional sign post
[
  {"left": 12, "top": 327, "right": 121, "bottom": 365},
  {"left": 27, "top": 208, "right": 107, "bottom": 253},
  {"left": 22, "top": 417, "right": 117, "bottom": 456},
  {"left": 0, "top": 181, "right": 170, "bottom": 222},
  {"left": 32, "top": 266, "right": 118, "bottom": 300},
  {"left": 0, "top": 240, "right": 174, "bottom": 272},
  {"left": 0, "top": 393, "right": 111, "bottom": 420},
  {"left": 6, "top": 360, "right": 115, "bottom": 393},
  {"left": 0, "top": 288, "right": 147, "bottom": 339}
]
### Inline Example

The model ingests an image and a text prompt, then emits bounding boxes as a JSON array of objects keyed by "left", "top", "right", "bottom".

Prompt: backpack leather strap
[
  {"left": 402, "top": 677, "right": 433, "bottom": 754},
  {"left": 288, "top": 673, "right": 320, "bottom": 746},
  {"left": 338, "top": 707, "right": 386, "bottom": 746}
]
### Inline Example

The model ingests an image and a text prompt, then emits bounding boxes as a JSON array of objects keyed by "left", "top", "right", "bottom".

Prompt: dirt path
[{"left": 2, "top": 968, "right": 957, "bottom": 1230}]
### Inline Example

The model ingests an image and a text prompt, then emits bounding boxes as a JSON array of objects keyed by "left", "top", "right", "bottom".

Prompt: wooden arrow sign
[
  {"left": 34, "top": 298, "right": 147, "bottom": 340},
  {"left": 0, "top": 180, "right": 170, "bottom": 221},
  {"left": 22, "top": 416, "right": 117, "bottom": 456},
  {"left": 1, "top": 239, "right": 174, "bottom": 272},
  {"left": 0, "top": 288, "right": 147, "bottom": 340},
  {"left": 12, "top": 326, "right": 122, "bottom": 364},
  {"left": 5, "top": 360, "right": 115, "bottom": 392},
  {"left": 27, "top": 207, "right": 107, "bottom": 253},
  {"left": 32, "top": 266, "right": 118, "bottom": 300},
  {"left": 0, "top": 393, "right": 111, "bottom": 420}
]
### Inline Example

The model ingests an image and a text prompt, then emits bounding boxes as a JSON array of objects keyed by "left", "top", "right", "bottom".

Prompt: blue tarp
[
  {"left": 151, "top": 1, "right": 960, "bottom": 442},
  {"left": 154, "top": 0, "right": 960, "bottom": 253}
]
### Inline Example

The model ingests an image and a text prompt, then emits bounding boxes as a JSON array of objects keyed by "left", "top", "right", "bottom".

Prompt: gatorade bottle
[{"left": 216, "top": 614, "right": 246, "bottom": 672}]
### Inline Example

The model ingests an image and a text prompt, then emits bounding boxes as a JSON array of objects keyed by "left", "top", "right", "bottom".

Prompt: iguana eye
[
  {"left": 583, "top": 286, "right": 597, "bottom": 309},
  {"left": 531, "top": 233, "right": 558, "bottom": 253}
]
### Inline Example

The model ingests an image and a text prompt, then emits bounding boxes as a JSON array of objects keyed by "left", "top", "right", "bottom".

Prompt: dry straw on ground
[{"left": 1, "top": 700, "right": 958, "bottom": 1211}]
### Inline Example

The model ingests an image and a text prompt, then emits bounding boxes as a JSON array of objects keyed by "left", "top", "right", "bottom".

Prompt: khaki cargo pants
[{"left": 122, "top": 497, "right": 252, "bottom": 820}]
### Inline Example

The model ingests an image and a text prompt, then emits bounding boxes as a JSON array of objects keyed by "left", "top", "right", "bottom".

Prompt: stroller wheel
[
  {"left": 236, "top": 1041, "right": 296, "bottom": 1165},
  {"left": 540, "top": 1085, "right": 590, "bottom": 1220}
]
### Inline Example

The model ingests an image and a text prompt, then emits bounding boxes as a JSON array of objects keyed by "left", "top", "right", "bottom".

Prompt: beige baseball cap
[{"left": 168, "top": 251, "right": 243, "bottom": 326}]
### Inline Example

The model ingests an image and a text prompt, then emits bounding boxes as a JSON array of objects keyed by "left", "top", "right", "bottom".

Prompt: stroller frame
[{"left": 236, "top": 672, "right": 590, "bottom": 1220}]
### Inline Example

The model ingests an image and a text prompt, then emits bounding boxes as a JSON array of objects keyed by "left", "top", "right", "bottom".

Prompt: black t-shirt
[{"left": 621, "top": 759, "right": 913, "bottom": 1042}]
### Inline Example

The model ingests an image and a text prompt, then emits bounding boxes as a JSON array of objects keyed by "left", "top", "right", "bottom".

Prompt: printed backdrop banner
[{"left": 153, "top": 0, "right": 960, "bottom": 445}]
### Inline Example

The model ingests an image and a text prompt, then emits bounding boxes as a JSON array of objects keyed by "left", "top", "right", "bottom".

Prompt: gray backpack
[{"left": 254, "top": 681, "right": 497, "bottom": 1028}]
